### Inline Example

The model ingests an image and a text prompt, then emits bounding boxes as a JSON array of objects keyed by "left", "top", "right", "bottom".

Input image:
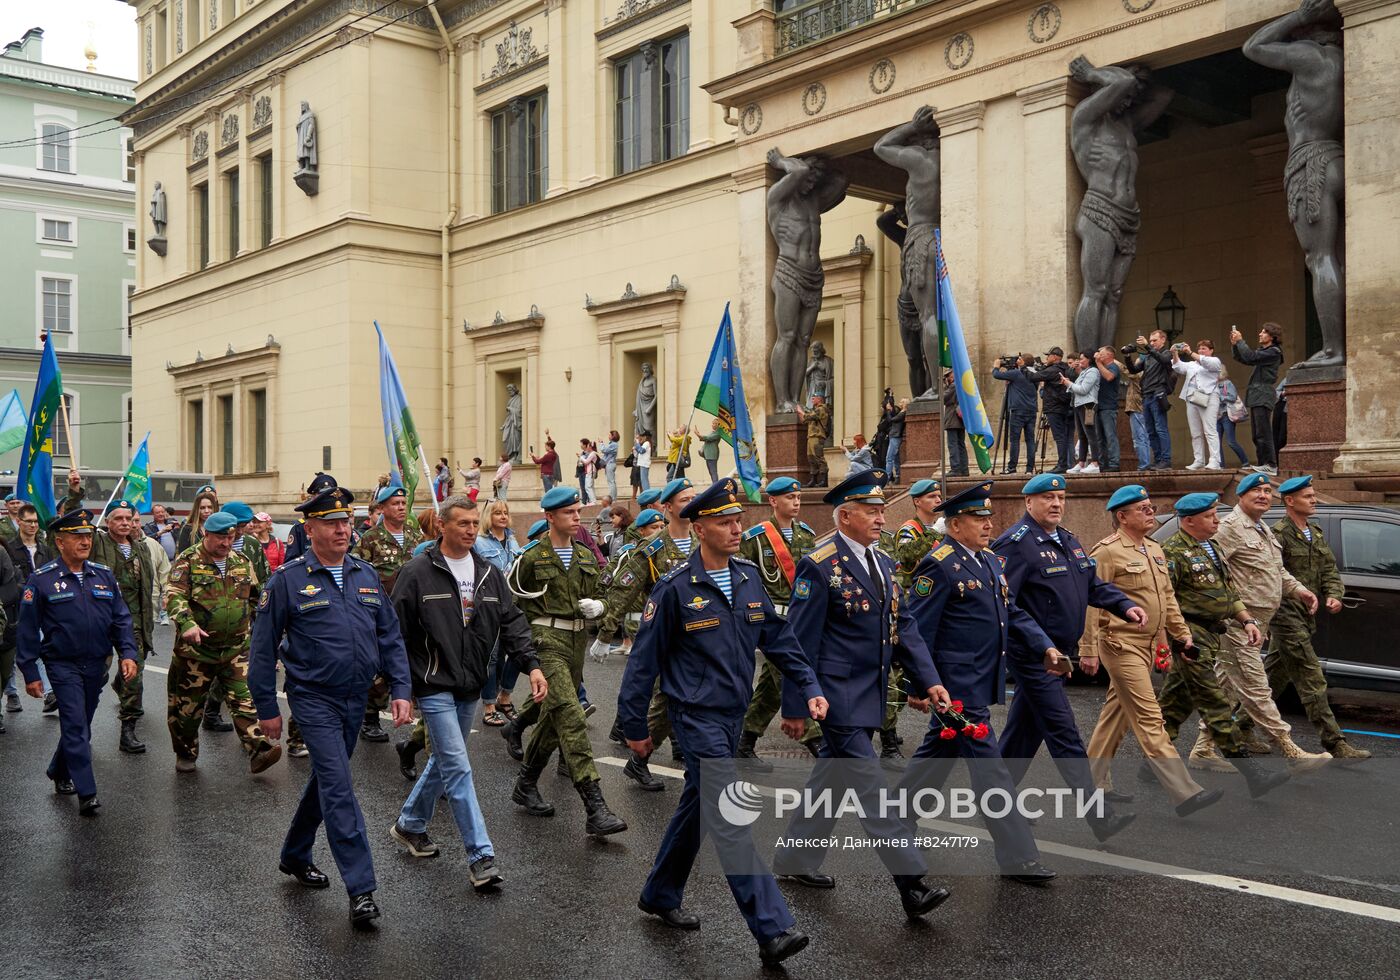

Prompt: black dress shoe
[
  {"left": 778, "top": 873, "right": 835, "bottom": 889},
  {"left": 1104, "top": 789, "right": 1134, "bottom": 804},
  {"left": 1088, "top": 811, "right": 1137, "bottom": 843},
  {"left": 1174, "top": 788, "right": 1225, "bottom": 818},
  {"left": 638, "top": 899, "right": 700, "bottom": 930},
  {"left": 396, "top": 740, "right": 419, "bottom": 781},
  {"left": 202, "top": 712, "right": 233, "bottom": 732},
  {"left": 52, "top": 778, "right": 76, "bottom": 795},
  {"left": 43, "top": 692, "right": 59, "bottom": 713},
  {"left": 349, "top": 892, "right": 381, "bottom": 929},
  {"left": 759, "top": 929, "right": 810, "bottom": 967},
  {"left": 624, "top": 754, "right": 665, "bottom": 791},
  {"left": 360, "top": 721, "right": 390, "bottom": 743},
  {"left": 78, "top": 795, "right": 102, "bottom": 816},
  {"left": 279, "top": 861, "right": 331, "bottom": 889},
  {"left": 1001, "top": 860, "right": 1056, "bottom": 885},
  {"left": 900, "top": 883, "right": 952, "bottom": 920}
]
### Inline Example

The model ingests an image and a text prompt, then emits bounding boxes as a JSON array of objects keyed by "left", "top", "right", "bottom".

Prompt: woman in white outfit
[{"left": 1171, "top": 338, "right": 1224, "bottom": 470}]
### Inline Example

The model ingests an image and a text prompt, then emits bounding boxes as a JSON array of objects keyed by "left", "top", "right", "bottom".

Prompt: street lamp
[{"left": 1154, "top": 285, "right": 1186, "bottom": 344}]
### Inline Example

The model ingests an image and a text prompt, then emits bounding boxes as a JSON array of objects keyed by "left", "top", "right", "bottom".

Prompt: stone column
[
  {"left": 546, "top": 0, "right": 568, "bottom": 197},
  {"left": 1018, "top": 78, "right": 1079, "bottom": 348},
  {"left": 935, "top": 102, "right": 986, "bottom": 341},
  {"left": 1333, "top": 0, "right": 1400, "bottom": 473}
]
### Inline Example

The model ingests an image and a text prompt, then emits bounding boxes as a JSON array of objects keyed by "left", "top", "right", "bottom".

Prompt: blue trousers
[
  {"left": 1129, "top": 411, "right": 1152, "bottom": 470},
  {"left": 44, "top": 659, "right": 107, "bottom": 798},
  {"left": 1143, "top": 393, "right": 1171, "bottom": 466},
  {"left": 946, "top": 429, "right": 968, "bottom": 475},
  {"left": 897, "top": 705, "right": 1039, "bottom": 868},
  {"left": 282, "top": 687, "right": 376, "bottom": 895},
  {"left": 998, "top": 657, "right": 1099, "bottom": 802},
  {"left": 640, "top": 704, "right": 794, "bottom": 945},
  {"left": 399, "top": 692, "right": 493, "bottom": 862},
  {"left": 6, "top": 658, "right": 51, "bottom": 696},
  {"left": 1046, "top": 411, "right": 1073, "bottom": 472},
  {"left": 1007, "top": 411, "right": 1036, "bottom": 469},
  {"left": 885, "top": 436, "right": 903, "bottom": 483},
  {"left": 1217, "top": 415, "right": 1249, "bottom": 467}
]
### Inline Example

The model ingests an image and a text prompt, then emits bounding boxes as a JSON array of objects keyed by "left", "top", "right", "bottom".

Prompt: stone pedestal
[
  {"left": 146, "top": 235, "right": 167, "bottom": 257},
  {"left": 765, "top": 413, "right": 808, "bottom": 483},
  {"left": 902, "top": 398, "right": 943, "bottom": 479},
  {"left": 1280, "top": 375, "right": 1347, "bottom": 474},
  {"left": 294, "top": 167, "right": 319, "bottom": 196}
]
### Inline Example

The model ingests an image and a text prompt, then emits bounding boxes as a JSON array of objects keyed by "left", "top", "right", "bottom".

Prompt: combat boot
[
  {"left": 1329, "top": 740, "right": 1372, "bottom": 763},
  {"left": 1224, "top": 753, "right": 1290, "bottom": 799},
  {"left": 624, "top": 753, "right": 665, "bottom": 791},
  {"left": 202, "top": 706, "right": 233, "bottom": 732},
  {"left": 1239, "top": 730, "right": 1273, "bottom": 755},
  {"left": 737, "top": 730, "right": 773, "bottom": 774},
  {"left": 502, "top": 717, "right": 525, "bottom": 761},
  {"left": 879, "top": 729, "right": 904, "bottom": 771},
  {"left": 119, "top": 718, "right": 146, "bottom": 754},
  {"left": 1276, "top": 737, "right": 1330, "bottom": 773},
  {"left": 1187, "top": 730, "right": 1234, "bottom": 773},
  {"left": 511, "top": 763, "right": 554, "bottom": 817},
  {"left": 576, "top": 779, "right": 627, "bottom": 836},
  {"left": 608, "top": 718, "right": 626, "bottom": 744},
  {"left": 360, "top": 709, "right": 389, "bottom": 743}
]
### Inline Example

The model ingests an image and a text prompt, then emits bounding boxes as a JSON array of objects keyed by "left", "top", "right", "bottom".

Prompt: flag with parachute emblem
[
  {"left": 694, "top": 303, "right": 764, "bottom": 501},
  {"left": 17, "top": 333, "right": 62, "bottom": 524},
  {"left": 374, "top": 321, "right": 423, "bottom": 503},
  {"left": 935, "top": 229, "right": 995, "bottom": 473}
]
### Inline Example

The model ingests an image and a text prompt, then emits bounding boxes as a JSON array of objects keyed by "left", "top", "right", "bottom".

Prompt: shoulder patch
[
  {"left": 793, "top": 578, "right": 812, "bottom": 601},
  {"left": 796, "top": 521, "right": 814, "bottom": 535},
  {"left": 994, "top": 554, "right": 1007, "bottom": 571},
  {"left": 931, "top": 544, "right": 954, "bottom": 562},
  {"left": 642, "top": 599, "right": 657, "bottom": 622},
  {"left": 520, "top": 539, "right": 541, "bottom": 553},
  {"left": 811, "top": 542, "right": 837, "bottom": 562},
  {"left": 913, "top": 575, "right": 934, "bottom": 597},
  {"left": 258, "top": 588, "right": 270, "bottom": 610},
  {"left": 1010, "top": 524, "right": 1029, "bottom": 541},
  {"left": 742, "top": 525, "right": 765, "bottom": 540}
]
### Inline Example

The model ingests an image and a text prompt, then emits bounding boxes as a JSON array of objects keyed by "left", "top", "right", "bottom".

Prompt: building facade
[
  {"left": 124, "top": 0, "right": 1400, "bottom": 506},
  {"left": 0, "top": 28, "right": 136, "bottom": 473}
]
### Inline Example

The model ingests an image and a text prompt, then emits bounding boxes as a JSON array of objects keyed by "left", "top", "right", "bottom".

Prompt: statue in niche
[
  {"left": 766, "top": 147, "right": 849, "bottom": 413},
  {"left": 804, "top": 341, "right": 834, "bottom": 447},
  {"left": 501, "top": 383, "right": 522, "bottom": 462},
  {"left": 875, "top": 108, "right": 943, "bottom": 398},
  {"left": 147, "top": 181, "right": 168, "bottom": 256},
  {"left": 1068, "top": 56, "right": 1172, "bottom": 354},
  {"left": 1244, "top": 0, "right": 1346, "bottom": 368},
  {"left": 294, "top": 101, "right": 319, "bottom": 196},
  {"left": 633, "top": 362, "right": 657, "bottom": 438}
]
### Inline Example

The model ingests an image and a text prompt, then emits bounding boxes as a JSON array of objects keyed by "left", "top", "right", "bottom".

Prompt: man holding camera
[
  {"left": 992, "top": 353, "right": 1039, "bottom": 475},
  {"left": 1126, "top": 330, "right": 1174, "bottom": 469},
  {"left": 1029, "top": 348, "right": 1073, "bottom": 473}
]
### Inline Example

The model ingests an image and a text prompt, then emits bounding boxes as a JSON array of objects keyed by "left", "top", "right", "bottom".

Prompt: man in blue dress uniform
[
  {"left": 17, "top": 508, "right": 139, "bottom": 815},
  {"left": 899, "top": 482, "right": 1058, "bottom": 883},
  {"left": 618, "top": 478, "right": 825, "bottom": 968},
  {"left": 993, "top": 474, "right": 1144, "bottom": 842},
  {"left": 249, "top": 486, "right": 413, "bottom": 929}
]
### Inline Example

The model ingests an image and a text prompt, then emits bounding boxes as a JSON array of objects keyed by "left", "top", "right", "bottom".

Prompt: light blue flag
[
  {"left": 0, "top": 389, "right": 26, "bottom": 455},
  {"left": 123, "top": 432, "right": 153, "bottom": 513},
  {"left": 18, "top": 333, "right": 62, "bottom": 524},
  {"left": 693, "top": 303, "right": 763, "bottom": 500},
  {"left": 935, "top": 229, "right": 995, "bottom": 472},
  {"left": 374, "top": 320, "right": 423, "bottom": 503}
]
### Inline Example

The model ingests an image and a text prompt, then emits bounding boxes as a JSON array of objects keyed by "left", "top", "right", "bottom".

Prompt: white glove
[
  {"left": 578, "top": 598, "right": 605, "bottom": 619},
  {"left": 588, "top": 638, "right": 612, "bottom": 663}
]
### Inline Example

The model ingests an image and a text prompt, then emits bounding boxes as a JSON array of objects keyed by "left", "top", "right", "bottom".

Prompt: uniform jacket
[
  {"left": 893, "top": 519, "right": 941, "bottom": 588},
  {"left": 738, "top": 519, "right": 816, "bottom": 607},
  {"left": 781, "top": 534, "right": 940, "bottom": 728},
  {"left": 906, "top": 538, "right": 1051, "bottom": 707},
  {"left": 391, "top": 543, "right": 539, "bottom": 699},
  {"left": 17, "top": 559, "right": 138, "bottom": 682},
  {"left": 1083, "top": 532, "right": 1190, "bottom": 653},
  {"left": 1231, "top": 340, "right": 1283, "bottom": 409},
  {"left": 511, "top": 539, "right": 601, "bottom": 649},
  {"left": 805, "top": 404, "right": 830, "bottom": 441},
  {"left": 1271, "top": 518, "right": 1343, "bottom": 635},
  {"left": 595, "top": 530, "right": 688, "bottom": 642},
  {"left": 247, "top": 552, "right": 411, "bottom": 718},
  {"left": 0, "top": 546, "right": 20, "bottom": 648},
  {"left": 1214, "top": 505, "right": 1303, "bottom": 622},
  {"left": 619, "top": 551, "right": 821, "bottom": 740},
  {"left": 89, "top": 530, "right": 157, "bottom": 655},
  {"left": 165, "top": 547, "right": 260, "bottom": 662},
  {"left": 1163, "top": 531, "right": 1245, "bottom": 647},
  {"left": 354, "top": 520, "right": 427, "bottom": 592},
  {"left": 992, "top": 515, "right": 1134, "bottom": 656}
]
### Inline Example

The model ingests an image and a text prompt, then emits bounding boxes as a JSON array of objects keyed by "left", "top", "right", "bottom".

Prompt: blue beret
[
  {"left": 295, "top": 486, "right": 354, "bottom": 520},
  {"left": 1106, "top": 484, "right": 1150, "bottom": 512},
  {"left": 48, "top": 508, "right": 95, "bottom": 535},
  {"left": 203, "top": 512, "right": 238, "bottom": 534},
  {"left": 195, "top": 484, "right": 217, "bottom": 496},
  {"left": 764, "top": 477, "right": 802, "bottom": 496},
  {"left": 680, "top": 478, "right": 745, "bottom": 521},
  {"left": 1021, "top": 473, "right": 1067, "bottom": 495},
  {"left": 3, "top": 493, "right": 14, "bottom": 502},
  {"left": 376, "top": 485, "right": 407, "bottom": 505},
  {"left": 1278, "top": 475, "right": 1313, "bottom": 496},
  {"left": 936, "top": 481, "right": 995, "bottom": 516},
  {"left": 909, "top": 478, "right": 942, "bottom": 499},
  {"left": 822, "top": 469, "right": 889, "bottom": 507},
  {"left": 657, "top": 477, "right": 693, "bottom": 504},
  {"left": 540, "top": 486, "right": 580, "bottom": 511},
  {"left": 306, "top": 472, "right": 337, "bottom": 494},
  {"left": 1236, "top": 472, "right": 1271, "bottom": 496},
  {"left": 1174, "top": 492, "right": 1220, "bottom": 517},
  {"left": 633, "top": 508, "right": 664, "bottom": 529},
  {"left": 105, "top": 498, "right": 138, "bottom": 516},
  {"left": 221, "top": 501, "right": 255, "bottom": 523},
  {"left": 636, "top": 488, "right": 663, "bottom": 507},
  {"left": 527, "top": 519, "right": 548, "bottom": 540}
]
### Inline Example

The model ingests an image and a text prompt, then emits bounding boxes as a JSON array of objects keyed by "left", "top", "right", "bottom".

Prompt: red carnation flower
[
  {"left": 938, "top": 727, "right": 957, "bottom": 740},
  {"left": 973, "top": 723, "right": 990, "bottom": 740},
  {"left": 950, "top": 699, "right": 964, "bottom": 712},
  {"left": 961, "top": 724, "right": 976, "bottom": 737}
]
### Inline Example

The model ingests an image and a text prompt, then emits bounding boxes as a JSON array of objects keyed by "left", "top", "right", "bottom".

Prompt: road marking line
[{"left": 1342, "top": 728, "right": 1400, "bottom": 740}]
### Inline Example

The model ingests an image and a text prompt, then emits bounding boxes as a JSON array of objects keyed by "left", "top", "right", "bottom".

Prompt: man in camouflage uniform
[
  {"left": 165, "top": 511, "right": 281, "bottom": 774},
  {"left": 795, "top": 396, "right": 830, "bottom": 487},
  {"left": 736, "top": 477, "right": 821, "bottom": 769},
  {"left": 1155, "top": 493, "right": 1289, "bottom": 799},
  {"left": 89, "top": 499, "right": 157, "bottom": 755},
  {"left": 202, "top": 502, "right": 271, "bottom": 732},
  {"left": 1246, "top": 475, "right": 1369, "bottom": 761},
  {"left": 353, "top": 485, "right": 425, "bottom": 743},
  {"left": 508, "top": 486, "right": 625, "bottom": 836}
]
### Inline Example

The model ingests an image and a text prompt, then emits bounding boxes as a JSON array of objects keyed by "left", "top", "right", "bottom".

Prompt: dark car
[{"left": 1152, "top": 503, "right": 1400, "bottom": 693}]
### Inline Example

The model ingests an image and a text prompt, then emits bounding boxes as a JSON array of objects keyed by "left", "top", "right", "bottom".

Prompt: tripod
[
  {"left": 993, "top": 386, "right": 1011, "bottom": 474},
  {"left": 1035, "top": 408, "right": 1054, "bottom": 473}
]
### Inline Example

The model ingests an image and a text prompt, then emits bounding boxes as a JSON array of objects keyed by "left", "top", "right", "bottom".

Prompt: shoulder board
[
  {"left": 89, "top": 561, "right": 111, "bottom": 571},
  {"left": 280, "top": 556, "right": 307, "bottom": 569},
  {"left": 796, "top": 521, "right": 814, "bottom": 535},
  {"left": 641, "top": 536, "right": 666, "bottom": 558},
  {"left": 660, "top": 563, "right": 689, "bottom": 583},
  {"left": 616, "top": 542, "right": 637, "bottom": 556},
  {"left": 931, "top": 543, "right": 955, "bottom": 562},
  {"left": 811, "top": 542, "right": 837, "bottom": 562},
  {"left": 520, "top": 539, "right": 542, "bottom": 554},
  {"left": 1009, "top": 523, "right": 1029, "bottom": 541},
  {"left": 36, "top": 560, "right": 59, "bottom": 574},
  {"left": 743, "top": 525, "right": 766, "bottom": 541},
  {"left": 733, "top": 556, "right": 757, "bottom": 567},
  {"left": 1096, "top": 532, "right": 1121, "bottom": 547}
]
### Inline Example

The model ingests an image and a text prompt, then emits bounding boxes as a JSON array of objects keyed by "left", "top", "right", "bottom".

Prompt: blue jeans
[
  {"left": 885, "top": 436, "right": 903, "bottom": 482},
  {"left": 480, "top": 642, "right": 521, "bottom": 706},
  {"left": 1143, "top": 393, "right": 1171, "bottom": 466},
  {"left": 6, "top": 658, "right": 51, "bottom": 696},
  {"left": 946, "top": 429, "right": 968, "bottom": 475},
  {"left": 1217, "top": 415, "right": 1250, "bottom": 467},
  {"left": 398, "top": 692, "right": 494, "bottom": 862},
  {"left": 1007, "top": 411, "right": 1036, "bottom": 470},
  {"left": 637, "top": 466, "right": 651, "bottom": 492},
  {"left": 1096, "top": 407, "right": 1120, "bottom": 471},
  {"left": 541, "top": 476, "right": 556, "bottom": 491},
  {"left": 1129, "top": 411, "right": 1152, "bottom": 470}
]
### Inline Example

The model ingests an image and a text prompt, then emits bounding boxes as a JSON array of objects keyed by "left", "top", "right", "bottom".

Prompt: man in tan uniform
[
  {"left": 1201, "top": 473, "right": 1329, "bottom": 771},
  {"left": 1083, "top": 484, "right": 1222, "bottom": 817}
]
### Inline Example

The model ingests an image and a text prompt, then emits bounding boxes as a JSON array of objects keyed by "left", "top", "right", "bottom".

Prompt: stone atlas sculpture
[
  {"left": 1245, "top": 0, "right": 1346, "bottom": 368},
  {"left": 1069, "top": 56, "right": 1172, "bottom": 356},
  {"left": 501, "top": 383, "right": 522, "bottom": 462},
  {"left": 875, "top": 201, "right": 928, "bottom": 398},
  {"left": 633, "top": 362, "right": 657, "bottom": 438}
]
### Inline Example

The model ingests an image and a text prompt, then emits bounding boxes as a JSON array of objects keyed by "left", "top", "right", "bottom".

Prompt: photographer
[
  {"left": 1028, "top": 347, "right": 1073, "bottom": 473},
  {"left": 1127, "top": 330, "right": 1174, "bottom": 469},
  {"left": 1171, "top": 339, "right": 1223, "bottom": 470},
  {"left": 1231, "top": 323, "right": 1284, "bottom": 475},
  {"left": 1060, "top": 351, "right": 1100, "bottom": 474},
  {"left": 992, "top": 352, "right": 1039, "bottom": 475},
  {"left": 1093, "top": 347, "right": 1123, "bottom": 473}
]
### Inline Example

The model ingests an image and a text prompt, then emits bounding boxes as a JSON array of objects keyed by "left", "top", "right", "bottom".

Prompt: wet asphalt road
[{"left": 3, "top": 623, "right": 1399, "bottom": 980}]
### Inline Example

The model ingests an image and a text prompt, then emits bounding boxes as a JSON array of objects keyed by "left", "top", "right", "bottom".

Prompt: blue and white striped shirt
[
  {"left": 213, "top": 559, "right": 227, "bottom": 575},
  {"left": 674, "top": 537, "right": 692, "bottom": 556},
  {"left": 707, "top": 567, "right": 733, "bottom": 604},
  {"left": 780, "top": 527, "right": 793, "bottom": 543},
  {"left": 325, "top": 563, "right": 344, "bottom": 589},
  {"left": 554, "top": 547, "right": 573, "bottom": 570}
]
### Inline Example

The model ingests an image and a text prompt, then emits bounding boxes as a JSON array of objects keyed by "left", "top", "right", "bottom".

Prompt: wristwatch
[{"left": 1241, "top": 618, "right": 1259, "bottom": 627}]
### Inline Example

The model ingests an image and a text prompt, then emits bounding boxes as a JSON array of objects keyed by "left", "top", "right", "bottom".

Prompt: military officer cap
[
  {"left": 375, "top": 485, "right": 407, "bottom": 506},
  {"left": 909, "top": 478, "right": 942, "bottom": 499},
  {"left": 936, "top": 481, "right": 994, "bottom": 516},
  {"left": 657, "top": 477, "right": 693, "bottom": 504},
  {"left": 1236, "top": 472, "right": 1271, "bottom": 496},
  {"left": 540, "top": 486, "right": 580, "bottom": 511},
  {"left": 822, "top": 468, "right": 889, "bottom": 507},
  {"left": 105, "top": 498, "right": 138, "bottom": 516},
  {"left": 763, "top": 476, "right": 802, "bottom": 497},
  {"left": 527, "top": 519, "right": 548, "bottom": 540},
  {"left": 203, "top": 512, "right": 239, "bottom": 534},
  {"left": 1021, "top": 473, "right": 1067, "bottom": 496},
  {"left": 1174, "top": 491, "right": 1220, "bottom": 517},
  {"left": 680, "top": 478, "right": 745, "bottom": 520},
  {"left": 1106, "top": 484, "right": 1150, "bottom": 512},
  {"left": 48, "top": 508, "right": 95, "bottom": 535},
  {"left": 636, "top": 487, "right": 663, "bottom": 507},
  {"left": 1278, "top": 475, "right": 1313, "bottom": 497},
  {"left": 633, "top": 508, "right": 664, "bottom": 529},
  {"left": 221, "top": 500, "right": 255, "bottom": 524},
  {"left": 295, "top": 486, "right": 354, "bottom": 521},
  {"left": 306, "top": 471, "right": 338, "bottom": 495}
]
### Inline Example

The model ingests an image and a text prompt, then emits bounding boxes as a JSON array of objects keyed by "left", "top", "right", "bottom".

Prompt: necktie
[{"left": 864, "top": 549, "right": 884, "bottom": 605}]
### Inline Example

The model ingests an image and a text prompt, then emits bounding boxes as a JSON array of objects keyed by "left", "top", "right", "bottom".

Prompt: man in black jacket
[
  {"left": 1127, "top": 330, "right": 1174, "bottom": 469},
  {"left": 3, "top": 505, "right": 56, "bottom": 714},
  {"left": 0, "top": 545, "right": 19, "bottom": 733},
  {"left": 1231, "top": 323, "right": 1285, "bottom": 474},
  {"left": 388, "top": 494, "right": 546, "bottom": 890},
  {"left": 991, "top": 354, "right": 1040, "bottom": 474},
  {"left": 1028, "top": 348, "right": 1073, "bottom": 473}
]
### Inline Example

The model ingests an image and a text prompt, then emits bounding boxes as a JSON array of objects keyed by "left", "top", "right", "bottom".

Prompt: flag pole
[
  {"left": 935, "top": 262, "right": 948, "bottom": 496},
  {"left": 417, "top": 445, "right": 441, "bottom": 514},
  {"left": 58, "top": 388, "right": 77, "bottom": 471},
  {"left": 93, "top": 476, "right": 127, "bottom": 530}
]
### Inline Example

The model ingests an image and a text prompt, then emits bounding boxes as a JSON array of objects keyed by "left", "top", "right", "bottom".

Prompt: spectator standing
[
  {"left": 176, "top": 491, "right": 219, "bottom": 553},
  {"left": 532, "top": 437, "right": 559, "bottom": 492},
  {"left": 1171, "top": 339, "right": 1224, "bottom": 470},
  {"left": 457, "top": 458, "right": 483, "bottom": 492},
  {"left": 1124, "top": 364, "right": 1151, "bottom": 471},
  {"left": 695, "top": 420, "right": 723, "bottom": 482},
  {"left": 578, "top": 440, "right": 599, "bottom": 504},
  {"left": 634, "top": 433, "right": 652, "bottom": 493},
  {"left": 252, "top": 512, "right": 287, "bottom": 573},
  {"left": 884, "top": 399, "right": 908, "bottom": 484},
  {"left": 1231, "top": 323, "right": 1284, "bottom": 475},
  {"left": 144, "top": 504, "right": 180, "bottom": 561},
  {"left": 664, "top": 426, "right": 690, "bottom": 481},
  {"left": 1128, "top": 330, "right": 1174, "bottom": 469},
  {"left": 839, "top": 433, "right": 874, "bottom": 475},
  {"left": 1029, "top": 348, "right": 1073, "bottom": 473},
  {"left": 434, "top": 458, "right": 453, "bottom": 502},
  {"left": 3, "top": 505, "right": 54, "bottom": 711},
  {"left": 992, "top": 354, "right": 1039, "bottom": 474},
  {"left": 1063, "top": 351, "right": 1100, "bottom": 474},
  {"left": 942, "top": 371, "right": 968, "bottom": 476},
  {"left": 474, "top": 500, "right": 525, "bottom": 726},
  {"left": 1094, "top": 347, "right": 1123, "bottom": 472},
  {"left": 599, "top": 431, "right": 621, "bottom": 500},
  {"left": 492, "top": 454, "right": 512, "bottom": 500},
  {"left": 1216, "top": 369, "right": 1251, "bottom": 468}
]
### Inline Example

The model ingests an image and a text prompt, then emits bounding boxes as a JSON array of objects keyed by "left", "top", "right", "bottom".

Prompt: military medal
[{"left": 830, "top": 572, "right": 844, "bottom": 589}]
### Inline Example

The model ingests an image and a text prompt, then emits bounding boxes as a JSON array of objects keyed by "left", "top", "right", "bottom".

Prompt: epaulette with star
[
  {"left": 733, "top": 555, "right": 757, "bottom": 567},
  {"left": 660, "top": 562, "right": 689, "bottom": 583},
  {"left": 810, "top": 542, "right": 837, "bottom": 562},
  {"left": 931, "top": 543, "right": 955, "bottom": 562},
  {"left": 89, "top": 561, "right": 111, "bottom": 571},
  {"left": 520, "top": 539, "right": 542, "bottom": 554},
  {"left": 1009, "top": 523, "right": 1029, "bottom": 541},
  {"left": 36, "top": 560, "right": 59, "bottom": 574},
  {"left": 641, "top": 536, "right": 666, "bottom": 558}
]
